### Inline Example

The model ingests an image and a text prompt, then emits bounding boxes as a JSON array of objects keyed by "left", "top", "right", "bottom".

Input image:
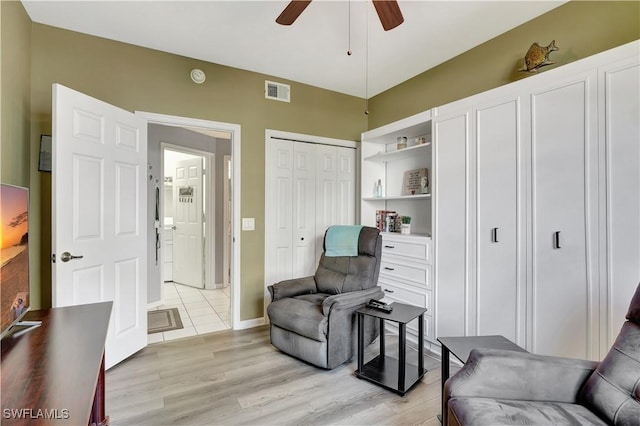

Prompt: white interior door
[
  {"left": 52, "top": 83, "right": 147, "bottom": 369},
  {"left": 293, "top": 143, "right": 317, "bottom": 278},
  {"left": 172, "top": 157, "right": 204, "bottom": 288}
]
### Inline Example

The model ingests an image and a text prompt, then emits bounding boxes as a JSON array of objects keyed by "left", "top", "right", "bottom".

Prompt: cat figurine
[{"left": 519, "top": 40, "right": 558, "bottom": 72}]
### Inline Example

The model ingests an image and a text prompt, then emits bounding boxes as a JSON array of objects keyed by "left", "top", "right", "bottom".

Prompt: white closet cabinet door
[
  {"left": 315, "top": 145, "right": 356, "bottom": 264},
  {"left": 293, "top": 142, "right": 317, "bottom": 278},
  {"left": 601, "top": 59, "right": 640, "bottom": 351},
  {"left": 266, "top": 139, "right": 294, "bottom": 283},
  {"left": 475, "top": 98, "right": 521, "bottom": 343},
  {"left": 530, "top": 72, "right": 598, "bottom": 360},
  {"left": 315, "top": 144, "right": 337, "bottom": 261},
  {"left": 434, "top": 107, "right": 472, "bottom": 338},
  {"left": 336, "top": 147, "right": 356, "bottom": 226}
]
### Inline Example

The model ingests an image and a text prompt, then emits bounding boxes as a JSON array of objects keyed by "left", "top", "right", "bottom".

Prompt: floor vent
[{"left": 265, "top": 80, "right": 290, "bottom": 102}]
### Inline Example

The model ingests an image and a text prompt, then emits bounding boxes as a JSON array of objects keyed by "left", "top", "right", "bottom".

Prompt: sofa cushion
[
  {"left": 448, "top": 397, "right": 607, "bottom": 426},
  {"left": 266, "top": 294, "right": 329, "bottom": 342}
]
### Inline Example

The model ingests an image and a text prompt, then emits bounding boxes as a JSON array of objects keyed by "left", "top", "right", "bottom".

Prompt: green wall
[
  {"left": 0, "top": 1, "right": 40, "bottom": 306},
  {"left": 1, "top": 0, "right": 31, "bottom": 186},
  {"left": 368, "top": 1, "right": 640, "bottom": 128}
]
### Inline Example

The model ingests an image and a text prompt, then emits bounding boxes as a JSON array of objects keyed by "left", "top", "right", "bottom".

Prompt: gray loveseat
[
  {"left": 267, "top": 226, "right": 384, "bottom": 369},
  {"left": 444, "top": 282, "right": 640, "bottom": 425}
]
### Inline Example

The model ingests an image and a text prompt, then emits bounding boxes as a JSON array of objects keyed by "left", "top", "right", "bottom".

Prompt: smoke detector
[{"left": 190, "top": 69, "right": 206, "bottom": 84}]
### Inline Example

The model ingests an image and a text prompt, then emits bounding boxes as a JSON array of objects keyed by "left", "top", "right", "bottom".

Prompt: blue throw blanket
[{"left": 325, "top": 225, "right": 363, "bottom": 257}]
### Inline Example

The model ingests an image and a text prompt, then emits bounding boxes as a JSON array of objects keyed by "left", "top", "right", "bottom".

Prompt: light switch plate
[{"left": 242, "top": 218, "right": 255, "bottom": 231}]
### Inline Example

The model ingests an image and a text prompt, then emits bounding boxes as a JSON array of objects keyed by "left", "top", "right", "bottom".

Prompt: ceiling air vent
[{"left": 265, "top": 80, "right": 290, "bottom": 103}]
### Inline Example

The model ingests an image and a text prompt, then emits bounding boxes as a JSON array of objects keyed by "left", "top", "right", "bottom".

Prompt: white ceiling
[{"left": 21, "top": 0, "right": 565, "bottom": 98}]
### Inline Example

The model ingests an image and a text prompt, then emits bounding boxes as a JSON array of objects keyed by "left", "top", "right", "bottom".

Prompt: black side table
[{"left": 355, "top": 302, "right": 428, "bottom": 396}]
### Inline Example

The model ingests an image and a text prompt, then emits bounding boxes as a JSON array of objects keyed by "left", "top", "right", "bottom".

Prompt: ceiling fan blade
[
  {"left": 276, "top": 0, "right": 312, "bottom": 26},
  {"left": 372, "top": 0, "right": 404, "bottom": 31}
]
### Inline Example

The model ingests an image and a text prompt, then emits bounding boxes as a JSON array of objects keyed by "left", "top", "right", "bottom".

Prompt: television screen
[{"left": 0, "top": 183, "right": 30, "bottom": 337}]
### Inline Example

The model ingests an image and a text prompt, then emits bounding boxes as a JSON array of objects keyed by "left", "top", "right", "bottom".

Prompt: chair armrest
[
  {"left": 322, "top": 287, "right": 384, "bottom": 316},
  {"left": 268, "top": 276, "right": 317, "bottom": 302},
  {"left": 445, "top": 348, "right": 598, "bottom": 404}
]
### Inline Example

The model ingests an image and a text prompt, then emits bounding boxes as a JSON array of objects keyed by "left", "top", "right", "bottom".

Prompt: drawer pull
[
  {"left": 384, "top": 267, "right": 395, "bottom": 271},
  {"left": 384, "top": 289, "right": 395, "bottom": 293},
  {"left": 384, "top": 245, "right": 395, "bottom": 249}
]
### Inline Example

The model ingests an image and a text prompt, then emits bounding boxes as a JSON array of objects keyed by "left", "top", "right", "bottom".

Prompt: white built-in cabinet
[
  {"left": 360, "top": 111, "right": 436, "bottom": 348},
  {"left": 433, "top": 41, "right": 639, "bottom": 361},
  {"left": 265, "top": 134, "right": 357, "bottom": 292}
]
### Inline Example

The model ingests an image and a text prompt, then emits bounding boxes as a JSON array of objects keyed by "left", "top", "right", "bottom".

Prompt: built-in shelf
[
  {"left": 364, "top": 142, "right": 431, "bottom": 163},
  {"left": 362, "top": 194, "right": 431, "bottom": 201}
]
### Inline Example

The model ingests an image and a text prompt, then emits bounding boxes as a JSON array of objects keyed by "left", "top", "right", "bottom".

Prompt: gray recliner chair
[
  {"left": 444, "top": 282, "right": 640, "bottom": 425},
  {"left": 267, "top": 226, "right": 384, "bottom": 369}
]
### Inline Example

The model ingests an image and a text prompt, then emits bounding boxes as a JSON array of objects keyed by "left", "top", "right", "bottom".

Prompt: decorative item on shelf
[
  {"left": 376, "top": 210, "right": 396, "bottom": 232},
  {"left": 386, "top": 212, "right": 398, "bottom": 233},
  {"left": 421, "top": 174, "right": 430, "bottom": 194},
  {"left": 396, "top": 136, "right": 408, "bottom": 150},
  {"left": 519, "top": 40, "right": 558, "bottom": 73},
  {"left": 401, "top": 216, "right": 411, "bottom": 235},
  {"left": 415, "top": 136, "right": 427, "bottom": 145},
  {"left": 402, "top": 168, "right": 429, "bottom": 195},
  {"left": 374, "top": 179, "right": 383, "bottom": 198}
]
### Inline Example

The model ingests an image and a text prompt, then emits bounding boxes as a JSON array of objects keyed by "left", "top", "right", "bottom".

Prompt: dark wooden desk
[
  {"left": 437, "top": 335, "right": 527, "bottom": 423},
  {"left": 1, "top": 302, "right": 112, "bottom": 425},
  {"left": 356, "top": 302, "right": 428, "bottom": 396}
]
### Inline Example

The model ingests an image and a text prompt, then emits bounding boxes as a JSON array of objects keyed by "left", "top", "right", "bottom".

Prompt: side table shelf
[{"left": 355, "top": 302, "right": 428, "bottom": 396}]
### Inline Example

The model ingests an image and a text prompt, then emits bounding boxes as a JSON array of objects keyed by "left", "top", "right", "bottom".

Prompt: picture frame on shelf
[{"left": 402, "top": 168, "right": 429, "bottom": 195}]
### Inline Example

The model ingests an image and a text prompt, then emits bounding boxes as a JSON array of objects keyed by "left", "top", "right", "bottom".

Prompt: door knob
[
  {"left": 60, "top": 252, "right": 84, "bottom": 262},
  {"left": 171, "top": 226, "right": 176, "bottom": 230}
]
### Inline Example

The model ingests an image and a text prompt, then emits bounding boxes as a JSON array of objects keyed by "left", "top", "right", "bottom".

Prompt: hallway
[{"left": 148, "top": 282, "right": 231, "bottom": 344}]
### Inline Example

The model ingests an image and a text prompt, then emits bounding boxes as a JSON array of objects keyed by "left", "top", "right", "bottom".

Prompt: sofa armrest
[
  {"left": 322, "top": 287, "right": 384, "bottom": 316},
  {"left": 445, "top": 348, "right": 598, "bottom": 404},
  {"left": 268, "top": 276, "right": 317, "bottom": 302}
]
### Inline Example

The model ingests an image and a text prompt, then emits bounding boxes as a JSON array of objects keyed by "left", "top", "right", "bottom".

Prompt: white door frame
[
  {"left": 138, "top": 111, "right": 241, "bottom": 329},
  {"left": 264, "top": 129, "right": 358, "bottom": 321},
  {"left": 162, "top": 144, "right": 213, "bottom": 290}
]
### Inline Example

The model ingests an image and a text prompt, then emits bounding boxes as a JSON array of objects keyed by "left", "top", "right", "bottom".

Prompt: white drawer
[
  {"left": 379, "top": 280, "right": 430, "bottom": 310},
  {"left": 382, "top": 234, "right": 431, "bottom": 264},
  {"left": 380, "top": 260, "right": 430, "bottom": 288}
]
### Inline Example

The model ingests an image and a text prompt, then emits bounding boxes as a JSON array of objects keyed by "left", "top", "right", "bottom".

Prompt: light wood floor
[{"left": 106, "top": 325, "right": 446, "bottom": 425}]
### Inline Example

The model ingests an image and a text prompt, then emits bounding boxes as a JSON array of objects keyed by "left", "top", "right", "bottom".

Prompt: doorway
[{"left": 139, "top": 111, "right": 241, "bottom": 341}]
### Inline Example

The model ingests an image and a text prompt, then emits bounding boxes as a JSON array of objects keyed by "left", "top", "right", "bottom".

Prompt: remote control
[{"left": 366, "top": 299, "right": 393, "bottom": 313}]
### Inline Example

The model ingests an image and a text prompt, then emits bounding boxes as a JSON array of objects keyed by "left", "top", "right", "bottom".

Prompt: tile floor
[{"left": 147, "top": 282, "right": 231, "bottom": 344}]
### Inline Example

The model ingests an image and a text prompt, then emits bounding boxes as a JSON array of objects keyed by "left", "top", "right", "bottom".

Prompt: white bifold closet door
[{"left": 266, "top": 138, "right": 356, "bottom": 287}]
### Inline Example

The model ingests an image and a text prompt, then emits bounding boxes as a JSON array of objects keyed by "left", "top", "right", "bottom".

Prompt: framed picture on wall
[{"left": 38, "top": 135, "right": 52, "bottom": 172}]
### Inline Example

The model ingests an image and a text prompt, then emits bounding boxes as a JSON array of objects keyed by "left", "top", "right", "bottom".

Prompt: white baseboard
[{"left": 234, "top": 317, "right": 266, "bottom": 330}]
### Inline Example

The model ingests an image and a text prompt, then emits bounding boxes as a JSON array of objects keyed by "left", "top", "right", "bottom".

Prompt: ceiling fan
[{"left": 276, "top": 0, "right": 404, "bottom": 31}]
